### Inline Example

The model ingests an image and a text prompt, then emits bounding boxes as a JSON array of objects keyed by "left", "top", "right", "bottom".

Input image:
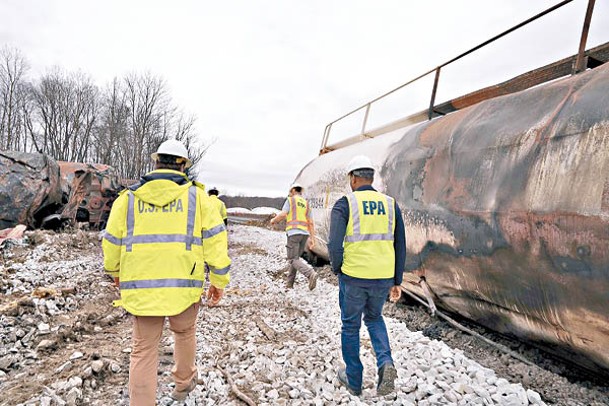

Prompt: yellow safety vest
[
  {"left": 102, "top": 170, "right": 231, "bottom": 316},
  {"left": 210, "top": 195, "right": 227, "bottom": 221},
  {"left": 286, "top": 195, "right": 309, "bottom": 233},
  {"left": 342, "top": 190, "right": 395, "bottom": 279}
]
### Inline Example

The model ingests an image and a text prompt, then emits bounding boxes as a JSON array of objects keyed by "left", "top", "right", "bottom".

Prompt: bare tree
[
  {"left": 0, "top": 46, "right": 29, "bottom": 151},
  {"left": 90, "top": 74, "right": 210, "bottom": 179},
  {"left": 28, "top": 68, "right": 98, "bottom": 162},
  {"left": 1, "top": 47, "right": 210, "bottom": 178},
  {"left": 94, "top": 77, "right": 130, "bottom": 170},
  {"left": 122, "top": 72, "right": 168, "bottom": 178}
]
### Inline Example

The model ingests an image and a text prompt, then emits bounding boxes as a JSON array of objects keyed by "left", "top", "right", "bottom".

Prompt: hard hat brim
[{"left": 151, "top": 152, "right": 193, "bottom": 168}]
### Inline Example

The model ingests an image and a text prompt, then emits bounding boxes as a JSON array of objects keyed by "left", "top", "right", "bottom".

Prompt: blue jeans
[{"left": 339, "top": 276, "right": 393, "bottom": 390}]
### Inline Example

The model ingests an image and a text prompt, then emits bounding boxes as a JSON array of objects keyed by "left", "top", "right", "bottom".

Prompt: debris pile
[
  {"left": 0, "top": 151, "right": 62, "bottom": 230},
  {"left": 0, "top": 150, "right": 126, "bottom": 230}
]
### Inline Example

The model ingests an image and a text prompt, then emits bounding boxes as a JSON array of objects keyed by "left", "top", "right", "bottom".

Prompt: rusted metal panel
[
  {"left": 297, "top": 62, "right": 609, "bottom": 372},
  {"left": 58, "top": 162, "right": 124, "bottom": 229},
  {"left": 0, "top": 151, "right": 62, "bottom": 229}
]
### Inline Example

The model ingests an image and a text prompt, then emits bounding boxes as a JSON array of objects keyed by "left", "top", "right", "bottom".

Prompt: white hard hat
[
  {"left": 290, "top": 182, "right": 303, "bottom": 191},
  {"left": 346, "top": 155, "right": 374, "bottom": 174},
  {"left": 151, "top": 139, "right": 192, "bottom": 168}
]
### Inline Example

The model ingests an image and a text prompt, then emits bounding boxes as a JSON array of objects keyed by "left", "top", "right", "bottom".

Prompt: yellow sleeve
[
  {"left": 220, "top": 201, "right": 227, "bottom": 220},
  {"left": 102, "top": 192, "right": 128, "bottom": 277},
  {"left": 200, "top": 192, "right": 231, "bottom": 289}
]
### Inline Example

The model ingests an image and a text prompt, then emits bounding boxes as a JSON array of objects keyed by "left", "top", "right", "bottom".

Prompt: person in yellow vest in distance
[
  {"left": 270, "top": 183, "right": 318, "bottom": 290},
  {"left": 328, "top": 155, "right": 406, "bottom": 397},
  {"left": 102, "top": 139, "right": 231, "bottom": 405},
  {"left": 207, "top": 187, "right": 228, "bottom": 225}
]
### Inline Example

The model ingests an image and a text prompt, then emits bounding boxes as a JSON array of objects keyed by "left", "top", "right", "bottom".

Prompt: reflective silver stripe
[
  {"left": 120, "top": 278, "right": 203, "bottom": 289},
  {"left": 126, "top": 192, "right": 135, "bottom": 252},
  {"left": 203, "top": 223, "right": 226, "bottom": 239},
  {"left": 345, "top": 192, "right": 395, "bottom": 243},
  {"left": 103, "top": 232, "right": 122, "bottom": 245},
  {"left": 210, "top": 265, "right": 230, "bottom": 275},
  {"left": 345, "top": 234, "right": 395, "bottom": 242},
  {"left": 289, "top": 197, "right": 297, "bottom": 223},
  {"left": 123, "top": 234, "right": 202, "bottom": 245},
  {"left": 347, "top": 194, "right": 360, "bottom": 235},
  {"left": 387, "top": 196, "right": 395, "bottom": 236},
  {"left": 287, "top": 221, "right": 308, "bottom": 226},
  {"left": 186, "top": 185, "right": 197, "bottom": 250}
]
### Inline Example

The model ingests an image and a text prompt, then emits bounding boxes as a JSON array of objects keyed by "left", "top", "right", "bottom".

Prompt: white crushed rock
[
  {"left": 1, "top": 225, "right": 547, "bottom": 405},
  {"left": 155, "top": 224, "right": 547, "bottom": 405}
]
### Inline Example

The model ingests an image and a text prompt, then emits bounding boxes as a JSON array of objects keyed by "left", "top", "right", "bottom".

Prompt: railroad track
[{"left": 386, "top": 295, "right": 609, "bottom": 406}]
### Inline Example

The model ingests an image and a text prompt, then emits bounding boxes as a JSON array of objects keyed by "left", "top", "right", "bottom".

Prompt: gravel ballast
[{"left": 2, "top": 224, "right": 605, "bottom": 405}]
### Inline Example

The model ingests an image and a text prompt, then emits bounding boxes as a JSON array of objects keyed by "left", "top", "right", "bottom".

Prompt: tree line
[{"left": 0, "top": 46, "right": 208, "bottom": 179}]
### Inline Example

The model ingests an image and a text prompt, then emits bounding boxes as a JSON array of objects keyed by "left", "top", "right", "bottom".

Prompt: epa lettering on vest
[
  {"left": 362, "top": 200, "right": 386, "bottom": 215},
  {"left": 297, "top": 201, "right": 306, "bottom": 208},
  {"left": 138, "top": 199, "right": 184, "bottom": 214}
]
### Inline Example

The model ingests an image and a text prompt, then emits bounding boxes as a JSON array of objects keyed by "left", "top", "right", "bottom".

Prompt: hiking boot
[
  {"left": 308, "top": 272, "right": 318, "bottom": 290},
  {"left": 286, "top": 281, "right": 294, "bottom": 289},
  {"left": 171, "top": 378, "right": 197, "bottom": 401},
  {"left": 377, "top": 363, "right": 397, "bottom": 396},
  {"left": 337, "top": 368, "right": 361, "bottom": 396}
]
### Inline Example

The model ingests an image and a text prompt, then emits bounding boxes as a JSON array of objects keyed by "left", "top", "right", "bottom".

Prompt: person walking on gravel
[
  {"left": 102, "top": 139, "right": 231, "bottom": 405},
  {"left": 208, "top": 186, "right": 228, "bottom": 226},
  {"left": 328, "top": 155, "right": 406, "bottom": 397},
  {"left": 270, "top": 183, "right": 318, "bottom": 290}
]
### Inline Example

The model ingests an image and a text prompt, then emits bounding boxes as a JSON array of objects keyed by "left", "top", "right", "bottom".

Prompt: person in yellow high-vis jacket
[
  {"left": 270, "top": 183, "right": 318, "bottom": 290},
  {"left": 102, "top": 139, "right": 230, "bottom": 405},
  {"left": 208, "top": 186, "right": 228, "bottom": 225}
]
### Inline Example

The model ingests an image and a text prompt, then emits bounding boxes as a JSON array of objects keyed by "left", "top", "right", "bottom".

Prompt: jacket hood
[{"left": 129, "top": 170, "right": 196, "bottom": 206}]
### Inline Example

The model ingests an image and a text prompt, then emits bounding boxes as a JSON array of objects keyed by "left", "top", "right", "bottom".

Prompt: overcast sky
[{"left": 1, "top": 0, "right": 607, "bottom": 197}]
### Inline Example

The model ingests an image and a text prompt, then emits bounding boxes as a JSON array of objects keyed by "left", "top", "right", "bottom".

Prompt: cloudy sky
[{"left": 1, "top": 0, "right": 607, "bottom": 196}]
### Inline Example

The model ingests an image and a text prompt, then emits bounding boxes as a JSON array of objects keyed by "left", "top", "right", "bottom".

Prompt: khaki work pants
[
  {"left": 129, "top": 303, "right": 199, "bottom": 406},
  {"left": 286, "top": 234, "right": 314, "bottom": 286}
]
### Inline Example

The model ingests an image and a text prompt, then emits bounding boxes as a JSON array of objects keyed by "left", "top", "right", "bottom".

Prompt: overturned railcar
[{"left": 297, "top": 49, "right": 609, "bottom": 372}]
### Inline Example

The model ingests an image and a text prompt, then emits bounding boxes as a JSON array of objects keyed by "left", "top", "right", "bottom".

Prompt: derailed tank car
[{"left": 297, "top": 52, "right": 609, "bottom": 372}]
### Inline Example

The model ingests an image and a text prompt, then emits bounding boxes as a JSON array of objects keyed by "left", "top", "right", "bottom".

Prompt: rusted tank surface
[
  {"left": 0, "top": 151, "right": 62, "bottom": 229},
  {"left": 57, "top": 162, "right": 124, "bottom": 229},
  {"left": 296, "top": 62, "right": 609, "bottom": 372}
]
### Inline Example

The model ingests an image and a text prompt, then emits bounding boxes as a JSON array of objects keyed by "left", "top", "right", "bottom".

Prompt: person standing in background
[
  {"left": 270, "top": 183, "right": 318, "bottom": 290},
  {"left": 208, "top": 186, "right": 228, "bottom": 226}
]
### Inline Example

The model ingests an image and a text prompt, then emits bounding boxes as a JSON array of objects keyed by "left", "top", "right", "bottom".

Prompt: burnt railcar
[{"left": 295, "top": 2, "right": 609, "bottom": 372}]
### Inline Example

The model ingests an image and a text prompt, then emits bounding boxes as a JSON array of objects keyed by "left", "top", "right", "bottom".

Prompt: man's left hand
[
  {"left": 307, "top": 237, "right": 316, "bottom": 250},
  {"left": 389, "top": 285, "right": 402, "bottom": 303},
  {"left": 206, "top": 285, "right": 224, "bottom": 306}
]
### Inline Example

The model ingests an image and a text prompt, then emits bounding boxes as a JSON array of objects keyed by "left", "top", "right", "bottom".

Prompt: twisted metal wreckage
[
  {"left": 297, "top": 1, "right": 609, "bottom": 373},
  {"left": 0, "top": 150, "right": 125, "bottom": 230}
]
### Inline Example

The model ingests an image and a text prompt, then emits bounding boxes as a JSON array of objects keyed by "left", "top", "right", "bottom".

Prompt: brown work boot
[
  {"left": 171, "top": 378, "right": 197, "bottom": 401},
  {"left": 286, "top": 280, "right": 294, "bottom": 289},
  {"left": 308, "top": 272, "right": 318, "bottom": 290}
]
